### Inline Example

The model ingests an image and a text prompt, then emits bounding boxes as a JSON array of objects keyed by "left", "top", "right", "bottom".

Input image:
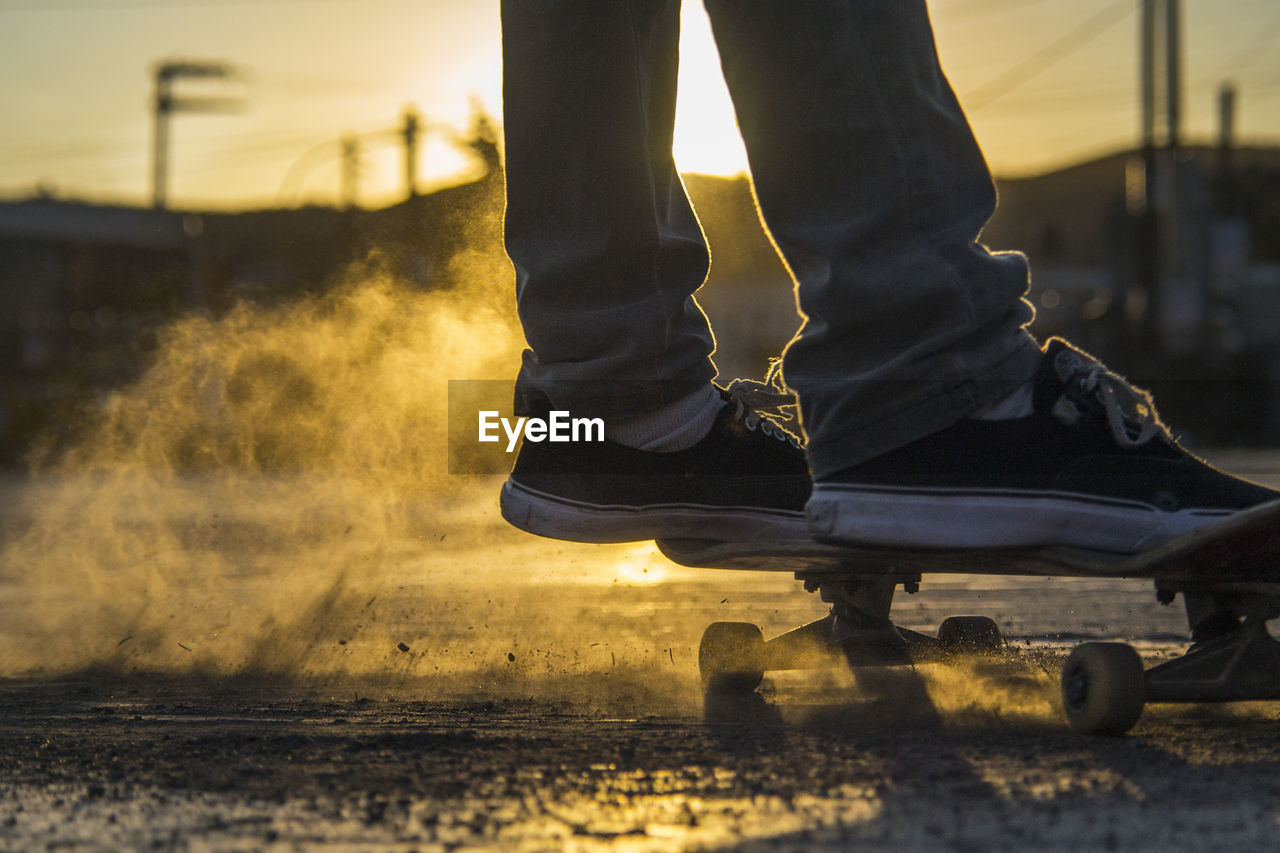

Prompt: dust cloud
[{"left": 0, "top": 244, "right": 643, "bottom": 693}]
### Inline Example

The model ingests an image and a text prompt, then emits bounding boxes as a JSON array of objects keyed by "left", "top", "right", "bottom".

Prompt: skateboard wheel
[
  {"left": 699, "top": 622, "right": 765, "bottom": 692},
  {"left": 937, "top": 616, "right": 1003, "bottom": 654},
  {"left": 1060, "top": 642, "right": 1145, "bottom": 735}
]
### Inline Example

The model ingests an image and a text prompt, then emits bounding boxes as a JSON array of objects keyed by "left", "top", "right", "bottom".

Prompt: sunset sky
[{"left": 2, "top": 0, "right": 1278, "bottom": 210}]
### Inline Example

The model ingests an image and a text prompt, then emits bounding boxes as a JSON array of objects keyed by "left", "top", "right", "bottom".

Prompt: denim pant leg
[
  {"left": 703, "top": 0, "right": 1043, "bottom": 478},
  {"left": 501, "top": 0, "right": 717, "bottom": 421}
]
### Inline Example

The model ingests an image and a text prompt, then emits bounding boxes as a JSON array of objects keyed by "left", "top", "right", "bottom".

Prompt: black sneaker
[
  {"left": 499, "top": 387, "right": 811, "bottom": 543},
  {"left": 807, "top": 338, "right": 1279, "bottom": 553}
]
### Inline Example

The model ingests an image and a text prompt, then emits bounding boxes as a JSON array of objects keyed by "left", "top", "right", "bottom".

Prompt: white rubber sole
[
  {"left": 500, "top": 481, "right": 810, "bottom": 544},
  {"left": 807, "top": 484, "right": 1233, "bottom": 553}
]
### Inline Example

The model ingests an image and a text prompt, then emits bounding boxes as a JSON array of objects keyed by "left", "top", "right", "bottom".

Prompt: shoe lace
[
  {"left": 723, "top": 361, "right": 805, "bottom": 449},
  {"left": 1056, "top": 360, "right": 1166, "bottom": 449}
]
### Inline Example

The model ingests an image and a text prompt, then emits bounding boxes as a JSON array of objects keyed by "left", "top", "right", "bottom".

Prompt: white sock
[
  {"left": 605, "top": 384, "right": 725, "bottom": 451},
  {"left": 971, "top": 380, "right": 1035, "bottom": 420}
]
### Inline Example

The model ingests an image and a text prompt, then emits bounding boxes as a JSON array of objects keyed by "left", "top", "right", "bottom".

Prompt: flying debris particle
[
  {"left": 177, "top": 643, "right": 192, "bottom": 652},
  {"left": 721, "top": 598, "right": 729, "bottom": 604},
  {"left": 397, "top": 642, "right": 410, "bottom": 652},
  {"left": 366, "top": 597, "right": 377, "bottom": 608},
  {"left": 507, "top": 652, "right": 516, "bottom": 662},
  {"left": 115, "top": 635, "right": 133, "bottom": 648}
]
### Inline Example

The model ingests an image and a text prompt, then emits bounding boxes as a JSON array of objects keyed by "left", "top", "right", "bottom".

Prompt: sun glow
[
  {"left": 674, "top": 4, "right": 750, "bottom": 177},
  {"left": 609, "top": 545, "right": 676, "bottom": 586}
]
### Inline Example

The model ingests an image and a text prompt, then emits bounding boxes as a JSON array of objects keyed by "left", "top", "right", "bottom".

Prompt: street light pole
[
  {"left": 150, "top": 60, "right": 244, "bottom": 209},
  {"left": 152, "top": 73, "right": 171, "bottom": 210},
  {"left": 403, "top": 107, "right": 421, "bottom": 200}
]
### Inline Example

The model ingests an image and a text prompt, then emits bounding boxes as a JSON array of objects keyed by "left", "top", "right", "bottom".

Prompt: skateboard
[{"left": 657, "top": 500, "right": 1280, "bottom": 735}]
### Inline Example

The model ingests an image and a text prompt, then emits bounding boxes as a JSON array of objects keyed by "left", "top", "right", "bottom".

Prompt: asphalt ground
[{"left": 1, "top": 453, "right": 1278, "bottom": 851}]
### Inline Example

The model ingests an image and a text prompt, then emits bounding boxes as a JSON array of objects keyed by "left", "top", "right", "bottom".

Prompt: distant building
[
  {"left": 0, "top": 142, "right": 503, "bottom": 464},
  {"left": 3, "top": 139, "right": 1278, "bottom": 460},
  {"left": 981, "top": 145, "right": 1280, "bottom": 357},
  {"left": 690, "top": 145, "right": 1280, "bottom": 442},
  {"left": 981, "top": 145, "right": 1280, "bottom": 442}
]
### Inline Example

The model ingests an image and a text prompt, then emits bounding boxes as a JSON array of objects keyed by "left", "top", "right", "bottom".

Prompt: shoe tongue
[{"left": 1033, "top": 338, "right": 1100, "bottom": 412}]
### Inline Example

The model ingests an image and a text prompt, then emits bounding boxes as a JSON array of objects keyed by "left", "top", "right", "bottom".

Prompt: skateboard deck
[{"left": 657, "top": 499, "right": 1280, "bottom": 588}]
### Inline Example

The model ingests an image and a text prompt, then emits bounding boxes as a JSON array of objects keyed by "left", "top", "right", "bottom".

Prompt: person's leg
[
  {"left": 704, "top": 0, "right": 1276, "bottom": 551},
  {"left": 498, "top": 0, "right": 810, "bottom": 543},
  {"left": 501, "top": 0, "right": 715, "bottom": 422},
  {"left": 703, "top": 0, "right": 1040, "bottom": 479}
]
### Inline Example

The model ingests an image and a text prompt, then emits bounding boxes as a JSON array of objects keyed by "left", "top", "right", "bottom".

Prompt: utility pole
[
  {"left": 1216, "top": 82, "right": 1238, "bottom": 213},
  {"left": 402, "top": 107, "right": 421, "bottom": 200},
  {"left": 1133, "top": 0, "right": 1187, "bottom": 355},
  {"left": 1165, "top": 0, "right": 1181, "bottom": 150},
  {"left": 1138, "top": 0, "right": 1160, "bottom": 353},
  {"left": 1217, "top": 83, "right": 1236, "bottom": 153},
  {"left": 1160, "top": 0, "right": 1184, "bottom": 354},
  {"left": 340, "top": 135, "right": 360, "bottom": 210},
  {"left": 151, "top": 60, "right": 243, "bottom": 209},
  {"left": 340, "top": 135, "right": 361, "bottom": 210}
]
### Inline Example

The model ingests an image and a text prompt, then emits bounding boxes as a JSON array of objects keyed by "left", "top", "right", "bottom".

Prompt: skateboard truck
[
  {"left": 1061, "top": 585, "right": 1280, "bottom": 734},
  {"left": 1140, "top": 585, "right": 1280, "bottom": 704},
  {"left": 698, "top": 568, "right": 1003, "bottom": 695}
]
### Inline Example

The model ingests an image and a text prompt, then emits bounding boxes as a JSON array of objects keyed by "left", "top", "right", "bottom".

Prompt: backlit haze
[{"left": 3, "top": 0, "right": 1279, "bottom": 210}]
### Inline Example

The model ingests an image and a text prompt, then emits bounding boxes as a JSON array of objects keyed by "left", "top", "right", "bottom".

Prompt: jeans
[{"left": 501, "top": 0, "right": 1042, "bottom": 478}]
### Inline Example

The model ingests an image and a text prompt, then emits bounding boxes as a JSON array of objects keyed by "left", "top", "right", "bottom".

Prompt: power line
[
  {"left": 1198, "top": 6, "right": 1280, "bottom": 86},
  {"left": 976, "top": 91, "right": 1134, "bottom": 114},
  {"left": 0, "top": 137, "right": 140, "bottom": 163},
  {"left": 3, "top": 0, "right": 362, "bottom": 11},
  {"left": 962, "top": 0, "right": 1135, "bottom": 112},
  {"left": 964, "top": 73, "right": 1131, "bottom": 103},
  {"left": 935, "top": 0, "right": 1053, "bottom": 21},
  {"left": 979, "top": 111, "right": 1135, "bottom": 134}
]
